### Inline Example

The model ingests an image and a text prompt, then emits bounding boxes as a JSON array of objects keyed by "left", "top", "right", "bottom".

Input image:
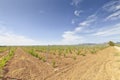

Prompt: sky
[{"left": 0, "top": 0, "right": 120, "bottom": 45}]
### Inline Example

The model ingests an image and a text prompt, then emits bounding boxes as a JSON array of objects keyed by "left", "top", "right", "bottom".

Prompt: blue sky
[{"left": 0, "top": 0, "right": 120, "bottom": 45}]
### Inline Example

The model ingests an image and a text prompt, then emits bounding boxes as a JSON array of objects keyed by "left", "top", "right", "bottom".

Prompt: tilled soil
[
  {"left": 0, "top": 51, "right": 9, "bottom": 60},
  {"left": 46, "top": 46, "right": 120, "bottom": 80},
  {"left": 0, "top": 50, "right": 9, "bottom": 78},
  {"left": 2, "top": 46, "right": 120, "bottom": 80},
  {"left": 2, "top": 48, "right": 54, "bottom": 80}
]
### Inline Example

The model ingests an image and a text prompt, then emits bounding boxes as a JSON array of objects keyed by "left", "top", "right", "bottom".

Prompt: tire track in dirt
[
  {"left": 80, "top": 48, "right": 112, "bottom": 80},
  {"left": 46, "top": 49, "right": 104, "bottom": 80},
  {"left": 3, "top": 48, "right": 54, "bottom": 80},
  {"left": 46, "top": 47, "right": 120, "bottom": 80},
  {"left": 114, "top": 46, "right": 120, "bottom": 51},
  {"left": 45, "top": 52, "right": 102, "bottom": 80}
]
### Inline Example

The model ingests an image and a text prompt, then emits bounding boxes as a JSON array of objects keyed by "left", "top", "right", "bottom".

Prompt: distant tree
[{"left": 108, "top": 41, "right": 115, "bottom": 46}]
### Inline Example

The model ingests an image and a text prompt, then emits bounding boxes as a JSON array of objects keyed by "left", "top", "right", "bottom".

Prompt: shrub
[
  {"left": 58, "top": 52, "right": 62, "bottom": 56},
  {"left": 81, "top": 53, "right": 86, "bottom": 56},
  {"left": 64, "top": 53, "right": 66, "bottom": 57},
  {"left": 42, "top": 57, "right": 46, "bottom": 62},
  {"left": 0, "top": 49, "right": 14, "bottom": 69},
  {"left": 52, "top": 60, "right": 56, "bottom": 68},
  {"left": 76, "top": 50, "right": 81, "bottom": 55},
  {"left": 108, "top": 41, "right": 115, "bottom": 46},
  {"left": 91, "top": 49, "right": 97, "bottom": 54}
]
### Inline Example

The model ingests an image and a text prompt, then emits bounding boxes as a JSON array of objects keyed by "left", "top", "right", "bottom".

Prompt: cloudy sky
[{"left": 0, "top": 0, "right": 120, "bottom": 45}]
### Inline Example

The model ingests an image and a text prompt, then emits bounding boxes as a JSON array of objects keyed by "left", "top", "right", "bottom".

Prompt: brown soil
[
  {"left": 2, "top": 48, "right": 54, "bottom": 80},
  {"left": 46, "top": 46, "right": 120, "bottom": 80},
  {"left": 2, "top": 46, "right": 120, "bottom": 80},
  {"left": 0, "top": 50, "right": 9, "bottom": 60},
  {"left": 0, "top": 50, "right": 9, "bottom": 79}
]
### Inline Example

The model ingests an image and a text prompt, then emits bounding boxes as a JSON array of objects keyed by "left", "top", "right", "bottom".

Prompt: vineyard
[
  {"left": 0, "top": 45, "right": 120, "bottom": 80},
  {"left": 23, "top": 45, "right": 107, "bottom": 68},
  {"left": 0, "top": 47, "right": 15, "bottom": 78}
]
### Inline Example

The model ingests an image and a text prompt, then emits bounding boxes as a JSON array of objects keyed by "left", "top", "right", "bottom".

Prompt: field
[{"left": 0, "top": 45, "right": 120, "bottom": 80}]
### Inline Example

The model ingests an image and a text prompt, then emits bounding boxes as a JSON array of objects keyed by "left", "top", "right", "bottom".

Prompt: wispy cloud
[
  {"left": 61, "top": 14, "right": 97, "bottom": 44},
  {"left": 74, "top": 10, "right": 82, "bottom": 17},
  {"left": 102, "top": 0, "right": 120, "bottom": 12},
  {"left": 103, "top": 0, "right": 120, "bottom": 21},
  {"left": 105, "top": 10, "right": 120, "bottom": 21},
  {"left": 79, "top": 14, "right": 97, "bottom": 26},
  {"left": 71, "top": 0, "right": 83, "bottom": 6},
  {"left": 93, "top": 23, "right": 120, "bottom": 36},
  {"left": 61, "top": 0, "right": 120, "bottom": 44},
  {"left": 0, "top": 27, "right": 42, "bottom": 45}
]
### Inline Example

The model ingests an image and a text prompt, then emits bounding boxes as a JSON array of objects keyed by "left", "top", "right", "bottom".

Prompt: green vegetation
[
  {"left": 24, "top": 45, "right": 107, "bottom": 57},
  {"left": 108, "top": 41, "right": 115, "bottom": 46},
  {"left": 0, "top": 49, "right": 15, "bottom": 69},
  {"left": 28, "top": 48, "right": 47, "bottom": 62},
  {"left": 0, "top": 45, "right": 108, "bottom": 78},
  {"left": 22, "top": 45, "right": 107, "bottom": 68},
  {"left": 0, "top": 48, "right": 15, "bottom": 78},
  {"left": 91, "top": 49, "right": 97, "bottom": 54},
  {"left": 29, "top": 49, "right": 39, "bottom": 58},
  {"left": 52, "top": 60, "right": 56, "bottom": 68},
  {"left": 76, "top": 50, "right": 81, "bottom": 55},
  {"left": 0, "top": 47, "right": 8, "bottom": 53},
  {"left": 81, "top": 53, "right": 86, "bottom": 56},
  {"left": 42, "top": 57, "right": 46, "bottom": 62}
]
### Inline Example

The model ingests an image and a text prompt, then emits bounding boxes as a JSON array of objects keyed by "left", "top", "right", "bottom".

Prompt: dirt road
[
  {"left": 46, "top": 46, "right": 120, "bottom": 80},
  {"left": 114, "top": 46, "right": 120, "bottom": 51}
]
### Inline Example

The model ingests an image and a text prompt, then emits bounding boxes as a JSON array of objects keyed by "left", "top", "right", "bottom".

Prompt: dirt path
[
  {"left": 3, "top": 48, "right": 54, "bottom": 80},
  {"left": 114, "top": 46, "right": 120, "bottom": 51},
  {"left": 46, "top": 46, "right": 120, "bottom": 80}
]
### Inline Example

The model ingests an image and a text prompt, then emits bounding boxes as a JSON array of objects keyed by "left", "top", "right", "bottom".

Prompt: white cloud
[
  {"left": 61, "top": 31, "right": 84, "bottom": 44},
  {"left": 61, "top": 14, "right": 97, "bottom": 44},
  {"left": 74, "top": 10, "right": 82, "bottom": 17},
  {"left": 71, "top": 0, "right": 82, "bottom": 6},
  {"left": 79, "top": 19, "right": 94, "bottom": 26},
  {"left": 93, "top": 23, "right": 120, "bottom": 36},
  {"left": 105, "top": 10, "right": 120, "bottom": 21},
  {"left": 74, "top": 27, "right": 82, "bottom": 33},
  {"left": 116, "top": 5, "right": 120, "bottom": 10},
  {"left": 62, "top": 31, "right": 78, "bottom": 41},
  {"left": 79, "top": 14, "right": 97, "bottom": 26},
  {"left": 61, "top": 25, "right": 83, "bottom": 44},
  {"left": 63, "top": 0, "right": 120, "bottom": 44},
  {"left": 0, "top": 27, "right": 43, "bottom": 45},
  {"left": 102, "top": 0, "right": 120, "bottom": 21},
  {"left": 103, "top": 0, "right": 120, "bottom": 12}
]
